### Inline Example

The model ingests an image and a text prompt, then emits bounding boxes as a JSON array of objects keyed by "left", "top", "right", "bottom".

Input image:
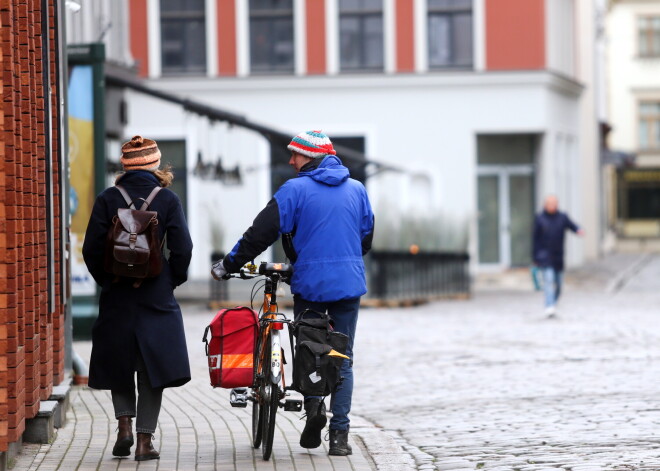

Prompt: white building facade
[
  {"left": 68, "top": 0, "right": 600, "bottom": 280},
  {"left": 607, "top": 0, "right": 660, "bottom": 243}
]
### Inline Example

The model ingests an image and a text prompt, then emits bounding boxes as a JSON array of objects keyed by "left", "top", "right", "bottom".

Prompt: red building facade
[{"left": 0, "top": 0, "right": 68, "bottom": 455}]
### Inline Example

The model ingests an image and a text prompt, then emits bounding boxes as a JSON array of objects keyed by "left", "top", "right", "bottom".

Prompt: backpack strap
[
  {"left": 115, "top": 185, "right": 135, "bottom": 209},
  {"left": 139, "top": 186, "right": 162, "bottom": 211}
]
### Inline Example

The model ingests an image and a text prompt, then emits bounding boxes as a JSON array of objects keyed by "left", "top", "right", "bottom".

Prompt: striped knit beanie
[
  {"left": 120, "top": 135, "right": 161, "bottom": 171},
  {"left": 287, "top": 130, "right": 336, "bottom": 159}
]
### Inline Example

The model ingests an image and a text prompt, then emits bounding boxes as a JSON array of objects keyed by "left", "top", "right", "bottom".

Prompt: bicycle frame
[
  {"left": 257, "top": 277, "right": 285, "bottom": 386},
  {"left": 223, "top": 262, "right": 297, "bottom": 461}
]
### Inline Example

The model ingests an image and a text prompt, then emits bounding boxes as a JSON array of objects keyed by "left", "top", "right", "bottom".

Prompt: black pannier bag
[{"left": 291, "top": 310, "right": 349, "bottom": 397}]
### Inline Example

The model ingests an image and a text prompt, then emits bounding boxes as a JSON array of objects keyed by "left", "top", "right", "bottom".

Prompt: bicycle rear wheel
[{"left": 260, "top": 333, "right": 280, "bottom": 460}]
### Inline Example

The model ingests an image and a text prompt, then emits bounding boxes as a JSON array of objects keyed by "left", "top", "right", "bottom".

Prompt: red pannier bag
[{"left": 203, "top": 307, "right": 258, "bottom": 388}]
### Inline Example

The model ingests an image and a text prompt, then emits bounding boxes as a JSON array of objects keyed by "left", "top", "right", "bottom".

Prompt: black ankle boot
[
  {"left": 328, "top": 428, "right": 352, "bottom": 456},
  {"left": 299, "top": 399, "right": 327, "bottom": 449}
]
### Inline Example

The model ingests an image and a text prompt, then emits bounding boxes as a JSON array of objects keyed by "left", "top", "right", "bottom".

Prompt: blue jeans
[
  {"left": 293, "top": 296, "right": 360, "bottom": 432},
  {"left": 542, "top": 267, "right": 563, "bottom": 308}
]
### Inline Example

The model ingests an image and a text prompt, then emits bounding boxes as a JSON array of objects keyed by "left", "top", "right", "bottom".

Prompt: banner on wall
[{"left": 68, "top": 64, "right": 96, "bottom": 296}]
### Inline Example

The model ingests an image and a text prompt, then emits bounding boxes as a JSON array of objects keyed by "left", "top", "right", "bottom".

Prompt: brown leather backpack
[{"left": 104, "top": 185, "right": 163, "bottom": 287}]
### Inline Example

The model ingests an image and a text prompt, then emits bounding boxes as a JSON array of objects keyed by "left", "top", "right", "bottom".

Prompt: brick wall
[{"left": 0, "top": 0, "right": 65, "bottom": 451}]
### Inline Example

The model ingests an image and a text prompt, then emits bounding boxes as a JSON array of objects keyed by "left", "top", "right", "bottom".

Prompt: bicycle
[{"left": 224, "top": 261, "right": 302, "bottom": 461}]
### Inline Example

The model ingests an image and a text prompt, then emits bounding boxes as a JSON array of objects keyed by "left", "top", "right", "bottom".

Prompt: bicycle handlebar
[{"left": 223, "top": 261, "right": 293, "bottom": 282}]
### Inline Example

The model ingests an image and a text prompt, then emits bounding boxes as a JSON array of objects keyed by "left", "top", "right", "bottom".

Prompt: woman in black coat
[{"left": 83, "top": 136, "right": 193, "bottom": 461}]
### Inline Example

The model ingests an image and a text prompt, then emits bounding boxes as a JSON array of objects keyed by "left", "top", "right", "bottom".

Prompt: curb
[
  {"left": 351, "top": 415, "right": 424, "bottom": 470},
  {"left": 605, "top": 252, "right": 653, "bottom": 294}
]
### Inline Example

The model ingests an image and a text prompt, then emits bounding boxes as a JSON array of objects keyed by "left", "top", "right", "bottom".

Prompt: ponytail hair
[{"left": 153, "top": 164, "right": 174, "bottom": 188}]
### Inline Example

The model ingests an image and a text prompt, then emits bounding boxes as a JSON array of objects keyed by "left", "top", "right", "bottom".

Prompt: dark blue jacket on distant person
[
  {"left": 223, "top": 155, "right": 375, "bottom": 302},
  {"left": 532, "top": 210, "right": 580, "bottom": 271}
]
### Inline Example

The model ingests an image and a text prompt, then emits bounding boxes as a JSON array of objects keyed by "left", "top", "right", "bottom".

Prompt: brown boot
[
  {"left": 112, "top": 416, "right": 134, "bottom": 457},
  {"left": 134, "top": 432, "right": 160, "bottom": 461}
]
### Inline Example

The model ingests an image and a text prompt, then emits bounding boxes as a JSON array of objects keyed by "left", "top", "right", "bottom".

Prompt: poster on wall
[{"left": 68, "top": 64, "right": 96, "bottom": 296}]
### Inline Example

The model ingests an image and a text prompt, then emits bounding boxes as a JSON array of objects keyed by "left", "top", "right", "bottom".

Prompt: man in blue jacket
[
  {"left": 212, "top": 130, "right": 374, "bottom": 456},
  {"left": 532, "top": 195, "right": 583, "bottom": 318}
]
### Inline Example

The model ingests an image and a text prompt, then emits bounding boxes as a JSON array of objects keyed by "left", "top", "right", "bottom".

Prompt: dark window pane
[
  {"left": 428, "top": 15, "right": 450, "bottom": 66},
  {"left": 428, "top": 9, "right": 472, "bottom": 68},
  {"left": 160, "top": 0, "right": 206, "bottom": 75},
  {"left": 251, "top": 0, "right": 293, "bottom": 11},
  {"left": 250, "top": 17, "right": 294, "bottom": 72},
  {"left": 340, "top": 17, "right": 361, "bottom": 69},
  {"left": 452, "top": 13, "right": 473, "bottom": 66},
  {"left": 364, "top": 16, "right": 384, "bottom": 68},
  {"left": 339, "top": 0, "right": 383, "bottom": 72},
  {"left": 161, "top": 0, "right": 204, "bottom": 12},
  {"left": 340, "top": 0, "right": 382, "bottom": 11},
  {"left": 161, "top": 19, "right": 206, "bottom": 73},
  {"left": 429, "top": 0, "right": 471, "bottom": 9}
]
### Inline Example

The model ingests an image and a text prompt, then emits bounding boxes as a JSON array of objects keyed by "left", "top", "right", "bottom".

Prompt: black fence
[{"left": 368, "top": 251, "right": 470, "bottom": 300}]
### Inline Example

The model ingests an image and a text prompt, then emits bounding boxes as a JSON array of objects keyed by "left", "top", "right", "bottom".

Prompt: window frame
[
  {"left": 338, "top": 0, "right": 385, "bottom": 73},
  {"left": 637, "top": 15, "right": 660, "bottom": 58},
  {"left": 427, "top": 0, "right": 474, "bottom": 70},
  {"left": 160, "top": 0, "right": 208, "bottom": 76},
  {"left": 638, "top": 100, "right": 660, "bottom": 152},
  {"left": 248, "top": 0, "right": 296, "bottom": 75}
]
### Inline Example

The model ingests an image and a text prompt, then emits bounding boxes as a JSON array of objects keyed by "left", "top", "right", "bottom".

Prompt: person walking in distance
[
  {"left": 211, "top": 130, "right": 375, "bottom": 456},
  {"left": 532, "top": 195, "right": 584, "bottom": 318},
  {"left": 83, "top": 136, "right": 193, "bottom": 461}
]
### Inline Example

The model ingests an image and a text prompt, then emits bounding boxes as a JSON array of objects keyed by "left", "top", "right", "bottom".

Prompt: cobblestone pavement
[
  {"left": 12, "top": 253, "right": 660, "bottom": 471},
  {"left": 352, "top": 254, "right": 660, "bottom": 471}
]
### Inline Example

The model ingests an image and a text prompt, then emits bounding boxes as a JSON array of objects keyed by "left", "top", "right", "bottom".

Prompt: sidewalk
[
  {"left": 475, "top": 251, "right": 649, "bottom": 293},
  {"left": 10, "top": 303, "right": 414, "bottom": 471}
]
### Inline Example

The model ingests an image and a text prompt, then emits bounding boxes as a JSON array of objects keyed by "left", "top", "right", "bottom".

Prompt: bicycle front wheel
[
  {"left": 260, "top": 331, "right": 281, "bottom": 460},
  {"left": 252, "top": 389, "right": 263, "bottom": 448},
  {"left": 252, "top": 340, "right": 264, "bottom": 448}
]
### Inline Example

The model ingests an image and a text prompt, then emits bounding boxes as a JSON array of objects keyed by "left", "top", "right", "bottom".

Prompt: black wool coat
[{"left": 82, "top": 171, "right": 193, "bottom": 390}]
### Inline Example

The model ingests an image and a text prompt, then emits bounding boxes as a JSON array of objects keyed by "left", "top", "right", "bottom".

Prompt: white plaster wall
[
  {"left": 546, "top": 0, "right": 576, "bottom": 79},
  {"left": 123, "top": 89, "right": 272, "bottom": 280},
  {"left": 66, "top": 0, "right": 132, "bottom": 66},
  {"left": 607, "top": 1, "right": 660, "bottom": 153},
  {"left": 124, "top": 72, "right": 582, "bottom": 277}
]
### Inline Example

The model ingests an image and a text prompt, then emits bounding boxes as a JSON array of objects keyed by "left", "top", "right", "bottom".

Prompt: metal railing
[{"left": 368, "top": 251, "right": 470, "bottom": 300}]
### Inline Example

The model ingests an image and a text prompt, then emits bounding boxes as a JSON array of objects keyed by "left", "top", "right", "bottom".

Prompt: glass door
[
  {"left": 509, "top": 174, "right": 534, "bottom": 266},
  {"left": 477, "top": 175, "right": 500, "bottom": 264},
  {"left": 477, "top": 168, "right": 534, "bottom": 267}
]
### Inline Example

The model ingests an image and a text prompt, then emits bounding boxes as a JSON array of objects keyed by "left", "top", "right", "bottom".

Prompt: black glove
[{"left": 211, "top": 259, "right": 228, "bottom": 280}]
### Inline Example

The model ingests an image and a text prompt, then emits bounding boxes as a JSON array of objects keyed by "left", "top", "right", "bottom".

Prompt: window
[
  {"left": 638, "top": 16, "right": 660, "bottom": 57},
  {"left": 339, "top": 0, "right": 384, "bottom": 72},
  {"left": 249, "top": 0, "right": 295, "bottom": 74},
  {"left": 618, "top": 170, "right": 660, "bottom": 220},
  {"left": 428, "top": 0, "right": 473, "bottom": 69},
  {"left": 160, "top": 0, "right": 207, "bottom": 75},
  {"left": 158, "top": 140, "right": 188, "bottom": 216},
  {"left": 639, "top": 101, "right": 660, "bottom": 150}
]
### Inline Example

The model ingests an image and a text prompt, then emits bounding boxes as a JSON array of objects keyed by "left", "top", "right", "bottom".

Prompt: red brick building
[{"left": 0, "top": 0, "right": 68, "bottom": 460}]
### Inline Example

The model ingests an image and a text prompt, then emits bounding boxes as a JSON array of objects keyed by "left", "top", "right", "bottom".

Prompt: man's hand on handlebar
[{"left": 211, "top": 259, "right": 229, "bottom": 281}]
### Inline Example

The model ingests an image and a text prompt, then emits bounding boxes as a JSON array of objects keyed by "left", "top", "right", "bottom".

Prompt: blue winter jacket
[
  {"left": 532, "top": 210, "right": 580, "bottom": 271},
  {"left": 223, "top": 156, "right": 375, "bottom": 302}
]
